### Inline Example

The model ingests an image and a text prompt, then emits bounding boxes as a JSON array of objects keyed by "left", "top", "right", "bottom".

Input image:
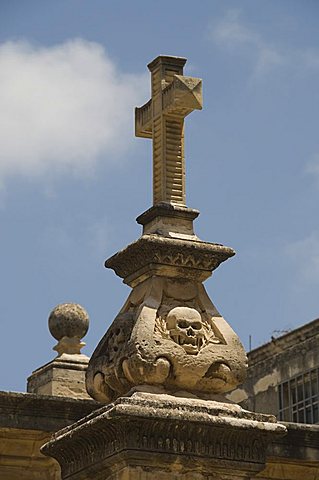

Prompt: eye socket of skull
[
  {"left": 191, "top": 321, "right": 202, "bottom": 330},
  {"left": 178, "top": 320, "right": 188, "bottom": 329}
]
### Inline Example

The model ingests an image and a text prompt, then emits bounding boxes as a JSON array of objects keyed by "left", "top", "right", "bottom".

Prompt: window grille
[{"left": 278, "top": 368, "right": 319, "bottom": 424}]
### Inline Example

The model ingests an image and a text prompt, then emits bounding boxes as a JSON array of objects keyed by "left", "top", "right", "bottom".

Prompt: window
[{"left": 278, "top": 368, "right": 319, "bottom": 424}]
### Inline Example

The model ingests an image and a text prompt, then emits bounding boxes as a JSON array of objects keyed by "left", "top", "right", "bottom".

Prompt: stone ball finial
[{"left": 49, "top": 303, "right": 89, "bottom": 356}]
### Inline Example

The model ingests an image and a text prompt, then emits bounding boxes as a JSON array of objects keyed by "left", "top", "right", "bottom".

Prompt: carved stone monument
[
  {"left": 42, "top": 55, "right": 286, "bottom": 480},
  {"left": 86, "top": 55, "right": 246, "bottom": 403}
]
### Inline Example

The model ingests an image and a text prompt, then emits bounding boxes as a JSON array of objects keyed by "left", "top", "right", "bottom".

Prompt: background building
[{"left": 229, "top": 318, "right": 319, "bottom": 425}]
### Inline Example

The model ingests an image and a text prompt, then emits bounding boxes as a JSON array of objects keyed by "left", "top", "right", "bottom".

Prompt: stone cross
[{"left": 135, "top": 56, "right": 202, "bottom": 206}]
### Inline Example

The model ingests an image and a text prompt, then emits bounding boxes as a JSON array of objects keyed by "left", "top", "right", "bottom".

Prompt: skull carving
[{"left": 166, "top": 307, "right": 206, "bottom": 354}]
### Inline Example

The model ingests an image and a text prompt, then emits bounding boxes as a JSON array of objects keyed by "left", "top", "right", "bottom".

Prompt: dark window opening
[{"left": 278, "top": 368, "right": 319, "bottom": 424}]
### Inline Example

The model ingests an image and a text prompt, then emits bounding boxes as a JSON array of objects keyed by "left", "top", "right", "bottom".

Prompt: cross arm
[
  {"left": 162, "top": 75, "right": 202, "bottom": 117},
  {"left": 135, "top": 99, "right": 152, "bottom": 138},
  {"left": 135, "top": 74, "right": 202, "bottom": 139}
]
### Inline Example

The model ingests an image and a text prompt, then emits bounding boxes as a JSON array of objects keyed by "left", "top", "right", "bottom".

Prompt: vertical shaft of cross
[
  {"left": 135, "top": 55, "right": 202, "bottom": 207},
  {"left": 149, "top": 57, "right": 186, "bottom": 206}
]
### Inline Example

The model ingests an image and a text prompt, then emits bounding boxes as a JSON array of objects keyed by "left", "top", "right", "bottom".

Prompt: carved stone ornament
[
  {"left": 86, "top": 276, "right": 247, "bottom": 403},
  {"left": 105, "top": 234, "right": 235, "bottom": 286}
]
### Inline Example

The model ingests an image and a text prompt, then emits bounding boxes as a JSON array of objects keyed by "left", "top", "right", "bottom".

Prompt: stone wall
[
  {"left": 0, "top": 391, "right": 98, "bottom": 480},
  {"left": 229, "top": 318, "right": 319, "bottom": 420}
]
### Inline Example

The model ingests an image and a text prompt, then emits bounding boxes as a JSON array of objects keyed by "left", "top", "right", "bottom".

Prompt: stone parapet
[
  {"left": 0, "top": 391, "right": 98, "bottom": 432},
  {"left": 256, "top": 422, "right": 319, "bottom": 480},
  {"left": 0, "top": 391, "right": 98, "bottom": 480}
]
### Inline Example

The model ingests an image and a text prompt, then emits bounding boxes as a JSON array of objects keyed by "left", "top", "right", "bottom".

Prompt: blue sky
[{"left": 1, "top": 1, "right": 319, "bottom": 392}]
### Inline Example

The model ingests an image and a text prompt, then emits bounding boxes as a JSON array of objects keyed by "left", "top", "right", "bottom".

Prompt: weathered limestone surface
[
  {"left": 42, "top": 389, "right": 286, "bottom": 480},
  {"left": 0, "top": 391, "right": 98, "bottom": 480},
  {"left": 27, "top": 354, "right": 90, "bottom": 398},
  {"left": 86, "top": 269, "right": 247, "bottom": 403},
  {"left": 27, "top": 303, "right": 90, "bottom": 399}
]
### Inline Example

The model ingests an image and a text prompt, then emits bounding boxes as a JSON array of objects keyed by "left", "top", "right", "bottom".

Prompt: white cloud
[
  {"left": 211, "top": 9, "right": 257, "bottom": 48},
  {"left": 209, "top": 9, "right": 284, "bottom": 77},
  {"left": 209, "top": 10, "right": 319, "bottom": 81},
  {"left": 0, "top": 39, "right": 147, "bottom": 181}
]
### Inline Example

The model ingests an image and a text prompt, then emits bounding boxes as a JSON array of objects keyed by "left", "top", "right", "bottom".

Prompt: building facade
[{"left": 230, "top": 318, "right": 319, "bottom": 425}]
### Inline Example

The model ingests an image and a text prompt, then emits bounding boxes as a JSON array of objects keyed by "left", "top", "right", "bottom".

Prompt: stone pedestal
[
  {"left": 27, "top": 303, "right": 90, "bottom": 399},
  {"left": 42, "top": 389, "right": 286, "bottom": 480},
  {"left": 27, "top": 353, "right": 89, "bottom": 398}
]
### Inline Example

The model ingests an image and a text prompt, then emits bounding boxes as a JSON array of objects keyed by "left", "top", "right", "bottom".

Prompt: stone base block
[
  {"left": 42, "top": 388, "right": 286, "bottom": 479},
  {"left": 27, "top": 353, "right": 90, "bottom": 399}
]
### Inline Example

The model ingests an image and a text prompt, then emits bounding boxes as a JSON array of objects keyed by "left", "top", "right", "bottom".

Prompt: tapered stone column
[{"left": 42, "top": 55, "right": 286, "bottom": 479}]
